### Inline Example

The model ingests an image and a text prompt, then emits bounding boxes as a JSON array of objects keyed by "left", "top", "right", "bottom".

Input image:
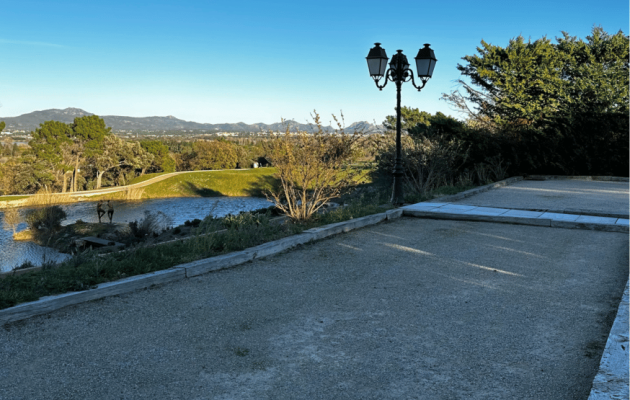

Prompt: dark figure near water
[
  {"left": 107, "top": 200, "right": 114, "bottom": 223},
  {"left": 97, "top": 201, "right": 105, "bottom": 223}
]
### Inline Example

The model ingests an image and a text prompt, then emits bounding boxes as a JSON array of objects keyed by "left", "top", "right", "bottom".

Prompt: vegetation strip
[
  {"left": 0, "top": 210, "right": 400, "bottom": 325},
  {"left": 429, "top": 176, "right": 523, "bottom": 203}
]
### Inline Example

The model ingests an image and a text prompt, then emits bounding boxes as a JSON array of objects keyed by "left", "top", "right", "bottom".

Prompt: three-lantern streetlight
[{"left": 366, "top": 43, "right": 437, "bottom": 205}]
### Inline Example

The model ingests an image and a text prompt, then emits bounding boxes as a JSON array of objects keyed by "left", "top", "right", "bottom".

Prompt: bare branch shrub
[
  {"left": 485, "top": 155, "right": 510, "bottom": 182},
  {"left": 128, "top": 210, "right": 173, "bottom": 238},
  {"left": 474, "top": 163, "right": 492, "bottom": 185},
  {"left": 2, "top": 207, "right": 21, "bottom": 235},
  {"left": 264, "top": 113, "right": 361, "bottom": 221},
  {"left": 403, "top": 136, "right": 469, "bottom": 196},
  {"left": 375, "top": 132, "right": 469, "bottom": 198}
]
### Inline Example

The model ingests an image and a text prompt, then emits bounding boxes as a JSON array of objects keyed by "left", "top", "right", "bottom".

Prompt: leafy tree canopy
[
  {"left": 141, "top": 140, "right": 176, "bottom": 173},
  {"left": 29, "top": 121, "right": 72, "bottom": 168},
  {"left": 440, "top": 26, "right": 629, "bottom": 175},
  {"left": 444, "top": 26, "right": 629, "bottom": 132},
  {"left": 71, "top": 115, "right": 111, "bottom": 157},
  {"left": 383, "top": 107, "right": 433, "bottom": 132}
]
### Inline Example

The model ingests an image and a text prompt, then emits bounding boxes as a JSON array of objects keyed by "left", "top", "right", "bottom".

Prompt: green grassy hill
[{"left": 139, "top": 168, "right": 279, "bottom": 198}]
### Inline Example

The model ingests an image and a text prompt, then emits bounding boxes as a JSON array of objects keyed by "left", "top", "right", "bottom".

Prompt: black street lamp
[{"left": 366, "top": 43, "right": 437, "bottom": 205}]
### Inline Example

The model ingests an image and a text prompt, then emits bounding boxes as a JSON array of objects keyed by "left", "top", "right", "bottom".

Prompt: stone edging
[
  {"left": 484, "top": 207, "right": 628, "bottom": 220},
  {"left": 402, "top": 209, "right": 629, "bottom": 233},
  {"left": 430, "top": 176, "right": 524, "bottom": 203},
  {"left": 0, "top": 209, "right": 402, "bottom": 326},
  {"left": 588, "top": 279, "right": 629, "bottom": 399},
  {"left": 526, "top": 175, "right": 629, "bottom": 182}
]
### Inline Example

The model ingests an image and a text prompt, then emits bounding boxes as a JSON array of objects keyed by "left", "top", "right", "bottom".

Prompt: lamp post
[{"left": 366, "top": 43, "right": 437, "bottom": 205}]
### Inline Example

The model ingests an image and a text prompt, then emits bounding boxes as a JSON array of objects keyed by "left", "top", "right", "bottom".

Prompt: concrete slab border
[
  {"left": 0, "top": 268, "right": 187, "bottom": 325},
  {"left": 497, "top": 207, "right": 628, "bottom": 220},
  {"left": 0, "top": 211, "right": 402, "bottom": 325},
  {"left": 431, "top": 176, "right": 523, "bottom": 203},
  {"left": 403, "top": 209, "right": 629, "bottom": 233},
  {"left": 588, "top": 280, "right": 629, "bottom": 400},
  {"left": 526, "top": 175, "right": 629, "bottom": 182},
  {"left": 403, "top": 209, "right": 552, "bottom": 227}
]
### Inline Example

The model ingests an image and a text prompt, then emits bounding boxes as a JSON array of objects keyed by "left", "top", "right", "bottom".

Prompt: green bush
[
  {"left": 24, "top": 206, "right": 67, "bottom": 232},
  {"left": 128, "top": 211, "right": 172, "bottom": 239},
  {"left": 440, "top": 28, "right": 629, "bottom": 176}
]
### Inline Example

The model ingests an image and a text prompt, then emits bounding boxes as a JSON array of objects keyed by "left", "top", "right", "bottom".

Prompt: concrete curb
[
  {"left": 487, "top": 207, "right": 628, "bottom": 220},
  {"left": 430, "top": 176, "right": 524, "bottom": 203},
  {"left": 304, "top": 213, "right": 388, "bottom": 240},
  {"left": 588, "top": 279, "right": 629, "bottom": 400},
  {"left": 403, "top": 209, "right": 629, "bottom": 233},
  {"left": 526, "top": 175, "right": 629, "bottom": 182},
  {"left": 0, "top": 210, "right": 402, "bottom": 325},
  {"left": 0, "top": 268, "right": 187, "bottom": 325}
]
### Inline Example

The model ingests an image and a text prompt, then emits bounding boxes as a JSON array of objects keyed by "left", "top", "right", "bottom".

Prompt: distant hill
[{"left": 0, "top": 108, "right": 385, "bottom": 134}]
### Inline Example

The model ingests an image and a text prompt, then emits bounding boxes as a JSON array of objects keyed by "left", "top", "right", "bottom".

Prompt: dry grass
[
  {"left": 93, "top": 187, "right": 146, "bottom": 201},
  {"left": 123, "top": 187, "right": 145, "bottom": 200},
  {"left": 24, "top": 189, "right": 73, "bottom": 207}
]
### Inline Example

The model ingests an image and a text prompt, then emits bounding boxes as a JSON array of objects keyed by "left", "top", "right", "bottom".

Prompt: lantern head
[
  {"left": 366, "top": 43, "right": 389, "bottom": 78},
  {"left": 415, "top": 44, "right": 437, "bottom": 78}
]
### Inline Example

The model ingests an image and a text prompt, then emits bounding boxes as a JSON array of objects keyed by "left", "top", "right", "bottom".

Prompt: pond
[{"left": 0, "top": 196, "right": 273, "bottom": 273}]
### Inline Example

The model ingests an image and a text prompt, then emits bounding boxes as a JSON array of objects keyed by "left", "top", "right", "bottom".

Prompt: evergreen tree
[{"left": 443, "top": 27, "right": 629, "bottom": 174}]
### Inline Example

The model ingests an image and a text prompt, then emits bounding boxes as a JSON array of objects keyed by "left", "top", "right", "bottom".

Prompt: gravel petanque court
[
  {"left": 449, "top": 179, "right": 629, "bottom": 216},
  {"left": 0, "top": 217, "right": 627, "bottom": 399}
]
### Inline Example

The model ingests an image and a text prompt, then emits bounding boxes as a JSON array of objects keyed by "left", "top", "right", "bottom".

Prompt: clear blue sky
[{"left": 1, "top": 0, "right": 628, "bottom": 125}]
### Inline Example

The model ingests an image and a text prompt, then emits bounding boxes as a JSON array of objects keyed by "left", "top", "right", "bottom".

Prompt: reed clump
[
  {"left": 24, "top": 188, "right": 73, "bottom": 207},
  {"left": 123, "top": 187, "right": 145, "bottom": 200}
]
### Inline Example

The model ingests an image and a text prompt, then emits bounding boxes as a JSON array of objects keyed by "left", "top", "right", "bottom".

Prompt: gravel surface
[
  {"left": 1, "top": 218, "right": 627, "bottom": 400},
  {"left": 449, "top": 179, "right": 628, "bottom": 215}
]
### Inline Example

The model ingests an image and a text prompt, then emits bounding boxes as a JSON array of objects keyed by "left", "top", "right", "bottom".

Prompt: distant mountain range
[{"left": 0, "top": 108, "right": 385, "bottom": 134}]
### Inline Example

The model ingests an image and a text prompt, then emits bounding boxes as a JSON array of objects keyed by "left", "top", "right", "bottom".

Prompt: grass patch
[
  {"left": 0, "top": 196, "right": 29, "bottom": 202},
  {"left": 140, "top": 168, "right": 279, "bottom": 198},
  {"left": 129, "top": 172, "right": 169, "bottom": 185}
]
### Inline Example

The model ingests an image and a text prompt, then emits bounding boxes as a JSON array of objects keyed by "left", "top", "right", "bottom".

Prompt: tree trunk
[
  {"left": 62, "top": 173, "right": 68, "bottom": 193},
  {"left": 72, "top": 156, "right": 80, "bottom": 192},
  {"left": 96, "top": 170, "right": 105, "bottom": 189}
]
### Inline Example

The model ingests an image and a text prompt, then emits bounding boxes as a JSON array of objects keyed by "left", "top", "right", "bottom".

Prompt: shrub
[
  {"left": 183, "top": 219, "right": 201, "bottom": 227},
  {"left": 129, "top": 211, "right": 173, "bottom": 238},
  {"left": 373, "top": 129, "right": 470, "bottom": 198},
  {"left": 2, "top": 207, "right": 21, "bottom": 234},
  {"left": 221, "top": 212, "right": 269, "bottom": 230},
  {"left": 264, "top": 113, "right": 361, "bottom": 221},
  {"left": 24, "top": 206, "right": 67, "bottom": 232}
]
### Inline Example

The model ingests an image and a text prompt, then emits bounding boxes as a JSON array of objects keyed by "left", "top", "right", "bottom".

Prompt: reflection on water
[{"left": 0, "top": 196, "right": 273, "bottom": 273}]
